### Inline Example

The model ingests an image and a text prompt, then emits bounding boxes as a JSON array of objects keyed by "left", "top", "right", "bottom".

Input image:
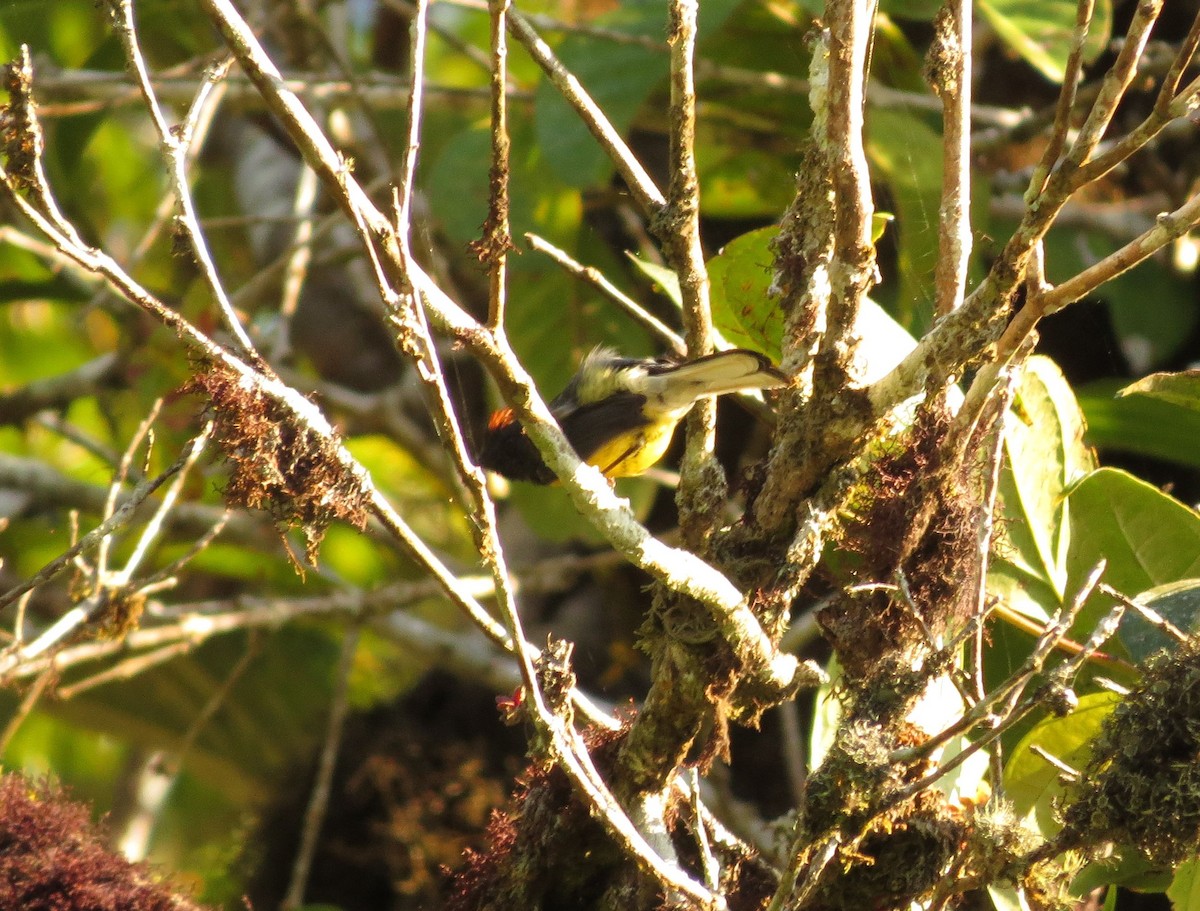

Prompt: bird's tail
[{"left": 643, "top": 349, "right": 788, "bottom": 413}]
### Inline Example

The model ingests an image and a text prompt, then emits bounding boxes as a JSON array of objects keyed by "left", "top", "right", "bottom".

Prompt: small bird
[{"left": 478, "top": 347, "right": 788, "bottom": 484}]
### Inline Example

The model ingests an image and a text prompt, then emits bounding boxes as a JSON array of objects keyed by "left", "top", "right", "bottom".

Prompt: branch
[
  {"left": 504, "top": 6, "right": 665, "bottom": 213},
  {"left": 663, "top": 0, "right": 721, "bottom": 539},
  {"left": 1042, "top": 191, "right": 1200, "bottom": 314},
  {"left": 930, "top": 0, "right": 972, "bottom": 317}
]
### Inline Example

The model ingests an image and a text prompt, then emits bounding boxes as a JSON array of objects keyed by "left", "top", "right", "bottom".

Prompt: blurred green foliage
[{"left": 1, "top": 0, "right": 1198, "bottom": 907}]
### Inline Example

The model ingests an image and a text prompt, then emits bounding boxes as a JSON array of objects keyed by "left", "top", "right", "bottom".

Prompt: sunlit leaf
[
  {"left": 987, "top": 883, "right": 1033, "bottom": 911},
  {"left": 871, "top": 212, "right": 895, "bottom": 245},
  {"left": 992, "top": 357, "right": 1096, "bottom": 622},
  {"left": 1065, "top": 468, "right": 1200, "bottom": 642},
  {"left": 1169, "top": 857, "right": 1200, "bottom": 911},
  {"left": 978, "top": 0, "right": 1112, "bottom": 83},
  {"left": 708, "top": 226, "right": 784, "bottom": 358},
  {"left": 626, "top": 253, "right": 683, "bottom": 309},
  {"left": 1118, "top": 371, "right": 1200, "bottom": 412},
  {"left": 1078, "top": 379, "right": 1200, "bottom": 470},
  {"left": 1004, "top": 691, "right": 1119, "bottom": 836}
]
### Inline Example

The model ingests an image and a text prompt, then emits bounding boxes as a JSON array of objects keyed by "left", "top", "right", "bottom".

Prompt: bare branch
[
  {"left": 1044, "top": 192, "right": 1200, "bottom": 313},
  {"left": 504, "top": 6, "right": 665, "bottom": 213},
  {"left": 524, "top": 232, "right": 685, "bottom": 352},
  {"left": 930, "top": 0, "right": 973, "bottom": 317}
]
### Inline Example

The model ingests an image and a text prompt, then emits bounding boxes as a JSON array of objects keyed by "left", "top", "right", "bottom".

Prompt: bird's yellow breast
[{"left": 585, "top": 418, "right": 678, "bottom": 478}]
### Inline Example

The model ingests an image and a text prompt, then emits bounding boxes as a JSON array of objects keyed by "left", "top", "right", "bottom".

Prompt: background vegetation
[{"left": 1, "top": 0, "right": 1199, "bottom": 909}]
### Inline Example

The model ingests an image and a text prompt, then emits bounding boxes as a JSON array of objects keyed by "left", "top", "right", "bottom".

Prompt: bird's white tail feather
[{"left": 645, "top": 351, "right": 786, "bottom": 412}]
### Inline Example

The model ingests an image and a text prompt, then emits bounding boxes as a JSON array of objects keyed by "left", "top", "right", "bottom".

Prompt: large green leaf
[
  {"left": 991, "top": 357, "right": 1096, "bottom": 622},
  {"left": 708, "top": 226, "right": 785, "bottom": 358},
  {"left": 1120, "top": 580, "right": 1200, "bottom": 664},
  {"left": 1004, "top": 691, "right": 1119, "bottom": 836},
  {"left": 1119, "top": 371, "right": 1200, "bottom": 412},
  {"left": 1078, "top": 379, "right": 1200, "bottom": 470},
  {"left": 1169, "top": 858, "right": 1200, "bottom": 911},
  {"left": 705, "top": 226, "right": 920, "bottom": 375},
  {"left": 1065, "top": 468, "right": 1200, "bottom": 642},
  {"left": 978, "top": 0, "right": 1112, "bottom": 83}
]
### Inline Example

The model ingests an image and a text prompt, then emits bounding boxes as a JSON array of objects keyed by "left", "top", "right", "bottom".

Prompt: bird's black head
[{"left": 477, "top": 408, "right": 556, "bottom": 484}]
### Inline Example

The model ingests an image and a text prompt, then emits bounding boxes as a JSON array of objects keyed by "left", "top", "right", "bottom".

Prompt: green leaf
[
  {"left": 626, "top": 252, "right": 682, "bottom": 309},
  {"left": 1119, "top": 371, "right": 1200, "bottom": 412},
  {"left": 427, "top": 123, "right": 583, "bottom": 248},
  {"left": 1065, "top": 468, "right": 1200, "bottom": 643},
  {"left": 978, "top": 0, "right": 1112, "bottom": 83},
  {"left": 1079, "top": 379, "right": 1200, "bottom": 470},
  {"left": 708, "top": 226, "right": 785, "bottom": 358},
  {"left": 1073, "top": 852, "right": 1173, "bottom": 896},
  {"left": 1004, "top": 691, "right": 1120, "bottom": 836},
  {"left": 809, "top": 655, "right": 843, "bottom": 771},
  {"left": 1169, "top": 857, "right": 1200, "bottom": 911},
  {"left": 1120, "top": 580, "right": 1200, "bottom": 664},
  {"left": 991, "top": 357, "right": 1096, "bottom": 621},
  {"left": 534, "top": 44, "right": 667, "bottom": 189},
  {"left": 871, "top": 212, "right": 895, "bottom": 245}
]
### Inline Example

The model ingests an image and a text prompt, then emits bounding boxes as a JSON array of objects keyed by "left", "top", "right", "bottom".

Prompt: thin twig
[
  {"left": 0, "top": 433, "right": 204, "bottom": 622},
  {"left": 97, "top": 400, "right": 162, "bottom": 578},
  {"left": 662, "top": 0, "right": 721, "bottom": 543},
  {"left": 1065, "top": 0, "right": 1163, "bottom": 170},
  {"left": 116, "top": 421, "right": 214, "bottom": 584},
  {"left": 482, "top": 0, "right": 513, "bottom": 330},
  {"left": 55, "top": 641, "right": 196, "bottom": 700},
  {"left": 1042, "top": 192, "right": 1200, "bottom": 314},
  {"left": 1029, "top": 745, "right": 1081, "bottom": 780},
  {"left": 0, "top": 667, "right": 55, "bottom": 757},
  {"left": 283, "top": 626, "right": 360, "bottom": 910},
  {"left": 1028, "top": 0, "right": 1095, "bottom": 197},
  {"left": 525, "top": 232, "right": 684, "bottom": 352},
  {"left": 1098, "top": 583, "right": 1190, "bottom": 643},
  {"left": 109, "top": 0, "right": 258, "bottom": 363},
  {"left": 504, "top": 6, "right": 665, "bottom": 213}
]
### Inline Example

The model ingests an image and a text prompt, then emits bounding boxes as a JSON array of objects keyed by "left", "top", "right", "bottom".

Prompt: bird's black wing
[{"left": 558, "top": 391, "right": 651, "bottom": 465}]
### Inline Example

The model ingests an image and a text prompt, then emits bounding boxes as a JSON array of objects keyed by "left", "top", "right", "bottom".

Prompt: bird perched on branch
[{"left": 478, "top": 347, "right": 788, "bottom": 484}]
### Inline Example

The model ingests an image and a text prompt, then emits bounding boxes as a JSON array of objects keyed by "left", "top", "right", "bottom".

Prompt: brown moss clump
[
  {"left": 1058, "top": 638, "right": 1200, "bottom": 865},
  {"left": 187, "top": 363, "right": 369, "bottom": 563},
  {"left": 447, "top": 728, "right": 628, "bottom": 911},
  {"left": 795, "top": 788, "right": 967, "bottom": 911},
  {"left": 0, "top": 773, "right": 211, "bottom": 911},
  {"left": 821, "top": 399, "right": 979, "bottom": 682},
  {"left": 1, "top": 49, "right": 42, "bottom": 189}
]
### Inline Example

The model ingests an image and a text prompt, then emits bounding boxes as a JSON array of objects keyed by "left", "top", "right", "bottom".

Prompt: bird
[{"left": 477, "top": 346, "right": 788, "bottom": 484}]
